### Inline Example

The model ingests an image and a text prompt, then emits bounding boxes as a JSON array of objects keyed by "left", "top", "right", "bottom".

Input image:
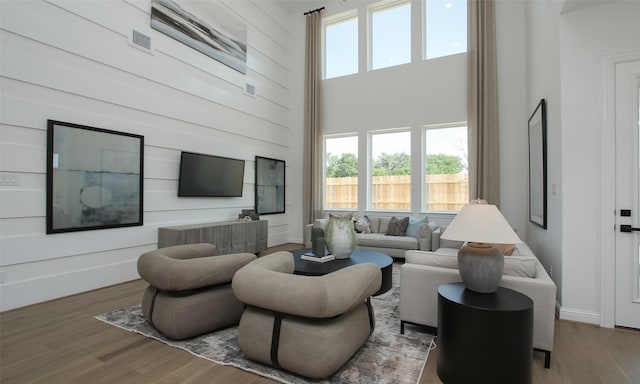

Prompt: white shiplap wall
[{"left": 0, "top": 0, "right": 295, "bottom": 311}]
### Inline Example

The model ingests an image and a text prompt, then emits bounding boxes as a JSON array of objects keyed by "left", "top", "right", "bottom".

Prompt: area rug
[{"left": 96, "top": 263, "right": 435, "bottom": 384}]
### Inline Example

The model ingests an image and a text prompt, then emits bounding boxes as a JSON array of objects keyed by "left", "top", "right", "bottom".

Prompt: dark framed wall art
[
  {"left": 46, "top": 120, "right": 144, "bottom": 234},
  {"left": 255, "top": 156, "right": 285, "bottom": 215},
  {"left": 528, "top": 99, "right": 548, "bottom": 229}
]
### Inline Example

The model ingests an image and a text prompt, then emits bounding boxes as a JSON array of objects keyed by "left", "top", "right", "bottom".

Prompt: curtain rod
[{"left": 304, "top": 6, "right": 325, "bottom": 15}]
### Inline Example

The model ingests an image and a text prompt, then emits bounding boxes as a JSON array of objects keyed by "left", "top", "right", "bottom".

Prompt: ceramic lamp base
[{"left": 457, "top": 243, "right": 504, "bottom": 293}]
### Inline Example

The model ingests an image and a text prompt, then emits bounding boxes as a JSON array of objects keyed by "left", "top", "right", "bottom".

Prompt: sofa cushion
[
  {"left": 405, "top": 216, "right": 428, "bottom": 238},
  {"left": 386, "top": 216, "right": 409, "bottom": 236},
  {"left": 405, "top": 249, "right": 538, "bottom": 278},
  {"left": 489, "top": 243, "right": 516, "bottom": 256},
  {"left": 357, "top": 233, "right": 418, "bottom": 250},
  {"left": 367, "top": 217, "right": 380, "bottom": 233},
  {"left": 378, "top": 217, "right": 391, "bottom": 234}
]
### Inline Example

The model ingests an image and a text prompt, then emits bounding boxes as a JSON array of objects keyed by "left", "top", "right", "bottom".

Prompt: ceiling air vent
[{"left": 129, "top": 29, "right": 153, "bottom": 53}]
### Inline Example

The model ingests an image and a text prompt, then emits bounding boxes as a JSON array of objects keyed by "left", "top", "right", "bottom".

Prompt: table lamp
[{"left": 441, "top": 203, "right": 521, "bottom": 293}]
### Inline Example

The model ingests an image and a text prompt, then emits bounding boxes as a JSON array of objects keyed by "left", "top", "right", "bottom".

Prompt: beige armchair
[
  {"left": 137, "top": 243, "right": 256, "bottom": 340},
  {"left": 232, "top": 251, "right": 381, "bottom": 379}
]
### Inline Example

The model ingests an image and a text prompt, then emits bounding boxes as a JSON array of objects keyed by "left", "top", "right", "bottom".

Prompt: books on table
[{"left": 301, "top": 253, "right": 335, "bottom": 263}]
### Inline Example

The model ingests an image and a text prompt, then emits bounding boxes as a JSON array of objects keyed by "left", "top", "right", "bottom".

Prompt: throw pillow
[
  {"left": 354, "top": 215, "right": 371, "bottom": 233},
  {"left": 386, "top": 216, "right": 409, "bottom": 236},
  {"left": 405, "top": 216, "right": 428, "bottom": 238}
]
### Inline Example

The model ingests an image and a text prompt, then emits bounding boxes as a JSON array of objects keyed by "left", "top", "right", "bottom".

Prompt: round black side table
[{"left": 437, "top": 283, "right": 533, "bottom": 384}]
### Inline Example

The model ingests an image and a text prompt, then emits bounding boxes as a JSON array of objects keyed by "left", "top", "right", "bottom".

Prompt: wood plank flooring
[{"left": 2, "top": 243, "right": 639, "bottom": 384}]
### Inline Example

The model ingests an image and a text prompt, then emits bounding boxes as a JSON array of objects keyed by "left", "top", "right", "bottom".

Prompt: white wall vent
[
  {"left": 129, "top": 29, "right": 153, "bottom": 54},
  {"left": 244, "top": 82, "right": 256, "bottom": 97}
]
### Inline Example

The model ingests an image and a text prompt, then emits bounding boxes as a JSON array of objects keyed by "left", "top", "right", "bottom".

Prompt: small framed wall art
[
  {"left": 46, "top": 120, "right": 144, "bottom": 234},
  {"left": 255, "top": 156, "right": 285, "bottom": 215},
  {"left": 528, "top": 99, "right": 548, "bottom": 229}
]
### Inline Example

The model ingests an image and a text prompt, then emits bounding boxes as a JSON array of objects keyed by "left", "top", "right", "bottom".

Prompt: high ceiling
[
  {"left": 277, "top": 0, "right": 328, "bottom": 14},
  {"left": 276, "top": 0, "right": 352, "bottom": 13},
  {"left": 276, "top": 0, "right": 620, "bottom": 15}
]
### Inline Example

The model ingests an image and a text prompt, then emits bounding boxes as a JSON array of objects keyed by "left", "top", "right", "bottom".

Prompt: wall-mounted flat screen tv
[{"left": 178, "top": 151, "right": 245, "bottom": 197}]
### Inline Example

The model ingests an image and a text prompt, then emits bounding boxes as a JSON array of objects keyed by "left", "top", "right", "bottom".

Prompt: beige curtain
[
  {"left": 467, "top": 0, "right": 500, "bottom": 205},
  {"left": 303, "top": 10, "right": 323, "bottom": 225}
]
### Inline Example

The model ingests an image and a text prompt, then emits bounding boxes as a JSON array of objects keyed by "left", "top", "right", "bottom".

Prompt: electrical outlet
[{"left": 547, "top": 265, "right": 553, "bottom": 278}]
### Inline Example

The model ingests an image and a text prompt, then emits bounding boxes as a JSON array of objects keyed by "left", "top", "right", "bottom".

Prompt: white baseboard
[
  {"left": 0, "top": 259, "right": 140, "bottom": 312},
  {"left": 267, "top": 232, "right": 292, "bottom": 248},
  {"left": 559, "top": 306, "right": 600, "bottom": 325}
]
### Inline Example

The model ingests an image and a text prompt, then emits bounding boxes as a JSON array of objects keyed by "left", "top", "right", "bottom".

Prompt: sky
[{"left": 325, "top": 0, "right": 467, "bottom": 79}]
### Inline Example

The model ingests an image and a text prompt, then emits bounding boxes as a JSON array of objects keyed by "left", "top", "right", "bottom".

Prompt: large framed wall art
[
  {"left": 255, "top": 156, "right": 285, "bottom": 215},
  {"left": 528, "top": 99, "right": 548, "bottom": 229},
  {"left": 151, "top": 0, "right": 247, "bottom": 74},
  {"left": 46, "top": 120, "right": 144, "bottom": 234}
]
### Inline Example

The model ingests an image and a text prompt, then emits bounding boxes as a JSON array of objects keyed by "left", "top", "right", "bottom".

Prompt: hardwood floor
[{"left": 1, "top": 243, "right": 639, "bottom": 384}]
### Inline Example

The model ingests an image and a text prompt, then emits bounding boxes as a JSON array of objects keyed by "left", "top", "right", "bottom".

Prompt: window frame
[
  {"left": 422, "top": 122, "right": 469, "bottom": 213},
  {"left": 367, "top": 0, "right": 412, "bottom": 71},
  {"left": 368, "top": 127, "right": 413, "bottom": 212},
  {"left": 423, "top": 0, "right": 468, "bottom": 61},
  {"left": 323, "top": 10, "right": 359, "bottom": 80},
  {"left": 323, "top": 133, "right": 360, "bottom": 211}
]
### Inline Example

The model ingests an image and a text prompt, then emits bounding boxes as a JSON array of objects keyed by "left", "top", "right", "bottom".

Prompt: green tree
[
  {"left": 373, "top": 152, "right": 411, "bottom": 176},
  {"left": 426, "top": 153, "right": 464, "bottom": 174},
  {"left": 326, "top": 152, "right": 358, "bottom": 177}
]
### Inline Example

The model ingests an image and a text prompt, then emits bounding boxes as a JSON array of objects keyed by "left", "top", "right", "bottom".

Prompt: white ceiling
[
  {"left": 276, "top": 0, "right": 329, "bottom": 14},
  {"left": 276, "top": 0, "right": 621, "bottom": 15}
]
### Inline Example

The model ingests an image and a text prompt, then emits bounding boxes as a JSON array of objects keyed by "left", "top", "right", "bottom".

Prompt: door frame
[{"left": 600, "top": 50, "right": 640, "bottom": 328}]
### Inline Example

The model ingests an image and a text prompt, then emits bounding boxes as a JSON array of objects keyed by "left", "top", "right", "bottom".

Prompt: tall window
[
  {"left": 325, "top": 135, "right": 358, "bottom": 209},
  {"left": 424, "top": 124, "right": 468, "bottom": 211},
  {"left": 324, "top": 12, "right": 358, "bottom": 79},
  {"left": 370, "top": 130, "right": 411, "bottom": 210},
  {"left": 425, "top": 0, "right": 467, "bottom": 60},
  {"left": 370, "top": 0, "right": 411, "bottom": 70}
]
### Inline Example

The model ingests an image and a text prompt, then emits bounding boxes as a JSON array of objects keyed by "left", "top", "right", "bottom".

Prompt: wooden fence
[{"left": 325, "top": 174, "right": 469, "bottom": 211}]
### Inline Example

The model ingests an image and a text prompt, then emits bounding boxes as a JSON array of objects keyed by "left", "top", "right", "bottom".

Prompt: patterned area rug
[{"left": 96, "top": 263, "right": 434, "bottom": 384}]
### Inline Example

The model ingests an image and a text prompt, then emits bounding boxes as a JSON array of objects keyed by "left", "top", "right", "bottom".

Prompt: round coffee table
[{"left": 290, "top": 248, "right": 393, "bottom": 296}]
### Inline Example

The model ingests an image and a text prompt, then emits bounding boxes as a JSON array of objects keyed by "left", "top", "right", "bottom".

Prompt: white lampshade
[{"left": 441, "top": 204, "right": 521, "bottom": 244}]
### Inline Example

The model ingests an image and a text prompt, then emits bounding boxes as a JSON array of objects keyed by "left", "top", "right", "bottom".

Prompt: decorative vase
[
  {"left": 457, "top": 243, "right": 504, "bottom": 293},
  {"left": 324, "top": 218, "right": 357, "bottom": 259}
]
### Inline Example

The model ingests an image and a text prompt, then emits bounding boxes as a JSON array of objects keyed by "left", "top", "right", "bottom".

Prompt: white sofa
[
  {"left": 399, "top": 242, "right": 557, "bottom": 368},
  {"left": 304, "top": 216, "right": 444, "bottom": 258}
]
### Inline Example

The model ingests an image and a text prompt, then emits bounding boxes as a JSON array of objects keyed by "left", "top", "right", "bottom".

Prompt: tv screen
[{"left": 178, "top": 152, "right": 245, "bottom": 197}]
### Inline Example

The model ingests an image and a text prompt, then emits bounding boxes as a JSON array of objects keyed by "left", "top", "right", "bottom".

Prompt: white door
[{"left": 615, "top": 59, "right": 640, "bottom": 329}]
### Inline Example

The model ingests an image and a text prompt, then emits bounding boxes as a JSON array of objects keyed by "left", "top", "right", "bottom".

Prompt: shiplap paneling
[{"left": 0, "top": 0, "right": 295, "bottom": 311}]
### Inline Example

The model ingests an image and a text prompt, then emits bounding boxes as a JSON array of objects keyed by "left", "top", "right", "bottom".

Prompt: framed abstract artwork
[
  {"left": 255, "top": 156, "right": 285, "bottom": 215},
  {"left": 151, "top": 0, "right": 247, "bottom": 74},
  {"left": 528, "top": 99, "right": 547, "bottom": 229},
  {"left": 46, "top": 120, "right": 144, "bottom": 234}
]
